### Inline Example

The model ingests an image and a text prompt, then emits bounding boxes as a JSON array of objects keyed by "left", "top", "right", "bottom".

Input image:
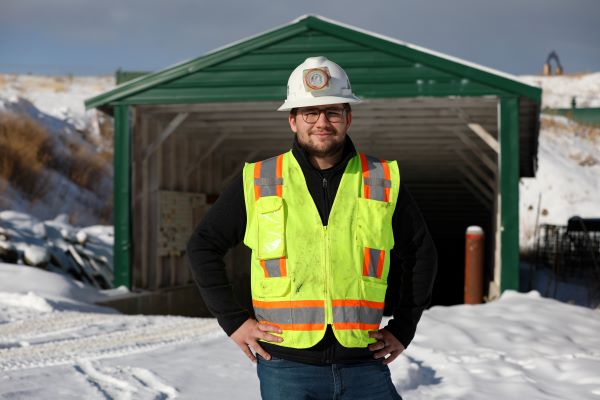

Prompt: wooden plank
[
  {"left": 150, "top": 119, "right": 161, "bottom": 290},
  {"left": 185, "top": 132, "right": 231, "bottom": 176},
  {"left": 453, "top": 129, "right": 498, "bottom": 173},
  {"left": 169, "top": 131, "right": 177, "bottom": 287},
  {"left": 142, "top": 112, "right": 189, "bottom": 162},
  {"left": 453, "top": 147, "right": 497, "bottom": 187},
  {"left": 140, "top": 97, "right": 498, "bottom": 113},
  {"left": 468, "top": 123, "right": 499, "bottom": 153},
  {"left": 181, "top": 117, "right": 488, "bottom": 129},
  {"left": 458, "top": 165, "right": 494, "bottom": 203},
  {"left": 172, "top": 107, "right": 497, "bottom": 122},
  {"left": 132, "top": 109, "right": 143, "bottom": 289},
  {"left": 177, "top": 136, "right": 189, "bottom": 285},
  {"left": 140, "top": 115, "right": 150, "bottom": 289},
  {"left": 459, "top": 178, "right": 493, "bottom": 209}
]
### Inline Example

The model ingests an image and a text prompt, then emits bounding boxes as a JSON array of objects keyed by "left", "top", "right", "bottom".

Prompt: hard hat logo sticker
[{"left": 303, "top": 67, "right": 330, "bottom": 92}]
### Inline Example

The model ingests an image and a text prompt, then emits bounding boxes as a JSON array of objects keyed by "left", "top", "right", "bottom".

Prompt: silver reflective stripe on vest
[
  {"left": 254, "top": 306, "right": 325, "bottom": 326},
  {"left": 255, "top": 177, "right": 283, "bottom": 186},
  {"left": 262, "top": 258, "right": 285, "bottom": 277},
  {"left": 366, "top": 248, "right": 383, "bottom": 278},
  {"left": 363, "top": 177, "right": 391, "bottom": 188},
  {"left": 362, "top": 154, "right": 390, "bottom": 202},
  {"left": 332, "top": 305, "right": 384, "bottom": 326},
  {"left": 255, "top": 155, "right": 280, "bottom": 197}
]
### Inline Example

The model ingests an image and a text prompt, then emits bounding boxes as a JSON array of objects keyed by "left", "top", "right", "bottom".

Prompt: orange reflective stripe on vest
[
  {"left": 359, "top": 153, "right": 391, "bottom": 202},
  {"left": 363, "top": 248, "right": 385, "bottom": 278},
  {"left": 254, "top": 154, "right": 284, "bottom": 199},
  {"left": 259, "top": 257, "right": 287, "bottom": 277},
  {"left": 331, "top": 299, "right": 385, "bottom": 330},
  {"left": 253, "top": 299, "right": 325, "bottom": 331}
]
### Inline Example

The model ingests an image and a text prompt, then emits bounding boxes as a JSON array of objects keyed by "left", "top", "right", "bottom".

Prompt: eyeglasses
[{"left": 299, "top": 108, "right": 345, "bottom": 124}]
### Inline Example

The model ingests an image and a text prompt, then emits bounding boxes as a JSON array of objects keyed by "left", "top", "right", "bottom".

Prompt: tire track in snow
[
  {"left": 0, "top": 311, "right": 221, "bottom": 371},
  {"left": 75, "top": 359, "right": 179, "bottom": 400}
]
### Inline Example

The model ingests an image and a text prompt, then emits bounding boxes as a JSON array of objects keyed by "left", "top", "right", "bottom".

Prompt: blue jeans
[{"left": 256, "top": 355, "right": 402, "bottom": 400}]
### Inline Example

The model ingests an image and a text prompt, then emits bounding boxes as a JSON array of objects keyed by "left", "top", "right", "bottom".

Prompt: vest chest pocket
[
  {"left": 256, "top": 196, "right": 286, "bottom": 260},
  {"left": 356, "top": 197, "right": 394, "bottom": 250}
]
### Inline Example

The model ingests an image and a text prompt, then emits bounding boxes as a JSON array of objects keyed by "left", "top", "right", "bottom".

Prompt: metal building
[{"left": 86, "top": 15, "right": 541, "bottom": 314}]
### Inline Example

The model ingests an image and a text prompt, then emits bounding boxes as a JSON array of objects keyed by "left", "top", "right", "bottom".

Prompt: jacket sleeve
[
  {"left": 185, "top": 175, "right": 250, "bottom": 336},
  {"left": 384, "top": 184, "right": 438, "bottom": 348}
]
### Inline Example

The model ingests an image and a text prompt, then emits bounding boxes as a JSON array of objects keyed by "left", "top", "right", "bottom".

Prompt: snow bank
[
  {"left": 519, "top": 115, "right": 600, "bottom": 250},
  {"left": 392, "top": 290, "right": 600, "bottom": 399},
  {"left": 0, "top": 262, "right": 107, "bottom": 307},
  {"left": 0, "top": 291, "right": 54, "bottom": 313},
  {"left": 520, "top": 72, "right": 600, "bottom": 109}
]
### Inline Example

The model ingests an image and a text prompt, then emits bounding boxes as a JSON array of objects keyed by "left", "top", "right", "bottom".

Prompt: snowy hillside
[
  {"left": 519, "top": 115, "right": 600, "bottom": 250},
  {"left": 0, "top": 74, "right": 114, "bottom": 140},
  {"left": 520, "top": 72, "right": 600, "bottom": 108},
  {"left": 515, "top": 72, "right": 600, "bottom": 250},
  {"left": 0, "top": 74, "right": 115, "bottom": 226}
]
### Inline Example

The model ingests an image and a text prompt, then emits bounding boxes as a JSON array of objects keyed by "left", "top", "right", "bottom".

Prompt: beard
[{"left": 296, "top": 132, "right": 346, "bottom": 159}]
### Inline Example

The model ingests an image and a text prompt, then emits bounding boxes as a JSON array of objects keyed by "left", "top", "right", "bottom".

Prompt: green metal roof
[{"left": 86, "top": 15, "right": 541, "bottom": 113}]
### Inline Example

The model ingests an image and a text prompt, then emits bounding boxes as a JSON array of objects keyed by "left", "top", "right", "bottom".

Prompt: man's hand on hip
[
  {"left": 230, "top": 318, "right": 284, "bottom": 363},
  {"left": 368, "top": 328, "right": 406, "bottom": 365}
]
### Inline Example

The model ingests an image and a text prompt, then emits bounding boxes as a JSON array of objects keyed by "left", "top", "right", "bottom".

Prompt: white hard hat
[{"left": 277, "top": 56, "right": 362, "bottom": 111}]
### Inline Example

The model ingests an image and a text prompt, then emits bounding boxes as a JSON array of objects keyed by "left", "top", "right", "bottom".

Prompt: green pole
[
  {"left": 113, "top": 104, "right": 132, "bottom": 288},
  {"left": 499, "top": 97, "right": 520, "bottom": 292}
]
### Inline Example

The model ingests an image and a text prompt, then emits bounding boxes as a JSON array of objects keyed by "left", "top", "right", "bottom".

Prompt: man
[{"left": 187, "top": 56, "right": 437, "bottom": 399}]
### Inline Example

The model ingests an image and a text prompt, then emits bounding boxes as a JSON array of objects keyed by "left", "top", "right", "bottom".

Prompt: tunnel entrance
[{"left": 130, "top": 97, "right": 504, "bottom": 310}]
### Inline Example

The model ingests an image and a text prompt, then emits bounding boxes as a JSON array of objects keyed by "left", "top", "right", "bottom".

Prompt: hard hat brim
[{"left": 277, "top": 95, "right": 362, "bottom": 111}]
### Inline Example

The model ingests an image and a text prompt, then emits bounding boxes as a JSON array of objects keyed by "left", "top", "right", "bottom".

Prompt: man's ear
[
  {"left": 346, "top": 111, "right": 352, "bottom": 129},
  {"left": 288, "top": 113, "right": 298, "bottom": 133}
]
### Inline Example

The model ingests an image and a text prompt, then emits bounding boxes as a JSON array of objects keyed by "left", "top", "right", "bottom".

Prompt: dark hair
[{"left": 289, "top": 103, "right": 351, "bottom": 117}]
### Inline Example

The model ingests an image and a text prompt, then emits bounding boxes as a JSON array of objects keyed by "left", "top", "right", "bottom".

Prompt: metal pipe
[{"left": 465, "top": 226, "right": 484, "bottom": 304}]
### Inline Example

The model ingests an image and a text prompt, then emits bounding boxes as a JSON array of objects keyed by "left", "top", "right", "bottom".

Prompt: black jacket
[{"left": 186, "top": 135, "right": 437, "bottom": 365}]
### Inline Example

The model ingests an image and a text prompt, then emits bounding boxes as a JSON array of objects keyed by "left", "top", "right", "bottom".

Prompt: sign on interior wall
[{"left": 158, "top": 191, "right": 207, "bottom": 257}]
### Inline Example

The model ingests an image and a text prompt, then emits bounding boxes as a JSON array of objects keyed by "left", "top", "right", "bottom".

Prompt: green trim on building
[
  {"left": 86, "top": 16, "right": 541, "bottom": 112},
  {"left": 545, "top": 108, "right": 600, "bottom": 126},
  {"left": 499, "top": 97, "right": 520, "bottom": 292},
  {"left": 115, "top": 69, "right": 150, "bottom": 85},
  {"left": 113, "top": 104, "right": 132, "bottom": 288}
]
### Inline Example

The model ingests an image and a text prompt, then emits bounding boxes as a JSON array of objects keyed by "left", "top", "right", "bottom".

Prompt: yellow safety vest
[{"left": 242, "top": 150, "right": 400, "bottom": 348}]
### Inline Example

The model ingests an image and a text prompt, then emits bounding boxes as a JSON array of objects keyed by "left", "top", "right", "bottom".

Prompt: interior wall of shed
[{"left": 130, "top": 98, "right": 500, "bottom": 312}]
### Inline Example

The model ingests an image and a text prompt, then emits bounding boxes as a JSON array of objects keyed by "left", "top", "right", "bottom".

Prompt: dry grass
[
  {"left": 541, "top": 114, "right": 600, "bottom": 141},
  {"left": 0, "top": 111, "right": 112, "bottom": 203},
  {"left": 0, "top": 112, "right": 53, "bottom": 199},
  {"left": 98, "top": 113, "right": 114, "bottom": 147},
  {"left": 63, "top": 141, "right": 109, "bottom": 193}
]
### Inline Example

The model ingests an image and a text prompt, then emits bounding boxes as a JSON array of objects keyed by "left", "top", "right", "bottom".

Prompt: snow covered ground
[{"left": 1, "top": 265, "right": 599, "bottom": 399}]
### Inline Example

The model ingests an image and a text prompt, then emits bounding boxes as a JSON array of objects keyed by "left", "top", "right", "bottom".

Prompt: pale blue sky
[{"left": 1, "top": 0, "right": 598, "bottom": 76}]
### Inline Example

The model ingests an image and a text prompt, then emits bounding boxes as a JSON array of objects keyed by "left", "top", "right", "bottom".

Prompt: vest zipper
[
  {"left": 323, "top": 225, "right": 332, "bottom": 325},
  {"left": 323, "top": 176, "right": 334, "bottom": 363},
  {"left": 322, "top": 177, "right": 329, "bottom": 223}
]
